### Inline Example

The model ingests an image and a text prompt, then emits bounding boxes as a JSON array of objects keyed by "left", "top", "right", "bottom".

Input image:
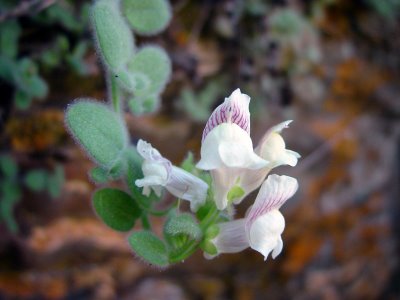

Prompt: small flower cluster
[{"left": 136, "top": 89, "right": 300, "bottom": 261}]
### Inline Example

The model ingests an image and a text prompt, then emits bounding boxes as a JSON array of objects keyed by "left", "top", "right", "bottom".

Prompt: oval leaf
[
  {"left": 0, "top": 155, "right": 18, "bottom": 179},
  {"left": 129, "top": 94, "right": 160, "bottom": 115},
  {"left": 127, "top": 46, "right": 171, "bottom": 96},
  {"left": 47, "top": 165, "right": 64, "bottom": 198},
  {"left": 128, "top": 230, "right": 169, "bottom": 267},
  {"left": 24, "top": 170, "right": 48, "bottom": 192},
  {"left": 93, "top": 188, "right": 141, "bottom": 232},
  {"left": 90, "top": 166, "right": 109, "bottom": 184},
  {"left": 92, "top": 0, "right": 135, "bottom": 71},
  {"left": 122, "top": 0, "right": 171, "bottom": 35},
  {"left": 164, "top": 213, "right": 202, "bottom": 242},
  {"left": 65, "top": 100, "right": 128, "bottom": 168}
]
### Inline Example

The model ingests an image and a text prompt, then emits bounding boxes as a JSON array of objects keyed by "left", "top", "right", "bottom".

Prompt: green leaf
[
  {"left": 0, "top": 155, "right": 18, "bottom": 179},
  {"left": 93, "top": 188, "right": 141, "bottom": 231},
  {"left": 24, "top": 170, "right": 48, "bottom": 192},
  {"left": 128, "top": 94, "right": 161, "bottom": 115},
  {"left": 0, "top": 20, "right": 21, "bottom": 59},
  {"left": 14, "top": 90, "right": 32, "bottom": 110},
  {"left": 66, "top": 41, "right": 90, "bottom": 75},
  {"left": 196, "top": 200, "right": 215, "bottom": 221},
  {"left": 125, "top": 146, "right": 145, "bottom": 199},
  {"left": 26, "top": 75, "right": 48, "bottom": 99},
  {"left": 47, "top": 165, "right": 64, "bottom": 198},
  {"left": 269, "top": 9, "right": 304, "bottom": 38},
  {"left": 180, "top": 152, "right": 195, "bottom": 173},
  {"left": 14, "top": 59, "right": 48, "bottom": 99},
  {"left": 0, "top": 55, "right": 14, "bottom": 82},
  {"left": 90, "top": 166, "right": 109, "bottom": 184},
  {"left": 43, "top": 3, "right": 84, "bottom": 32},
  {"left": 122, "top": 0, "right": 171, "bottom": 35},
  {"left": 108, "top": 160, "right": 125, "bottom": 180},
  {"left": 115, "top": 69, "right": 150, "bottom": 93},
  {"left": 164, "top": 213, "right": 202, "bottom": 244},
  {"left": 0, "top": 181, "right": 22, "bottom": 233},
  {"left": 180, "top": 79, "right": 227, "bottom": 122},
  {"left": 128, "top": 230, "right": 169, "bottom": 266},
  {"left": 92, "top": 0, "right": 135, "bottom": 71},
  {"left": 65, "top": 101, "right": 128, "bottom": 168},
  {"left": 128, "top": 98, "right": 144, "bottom": 115},
  {"left": 127, "top": 46, "right": 171, "bottom": 96},
  {"left": 0, "top": 181, "right": 21, "bottom": 205}
]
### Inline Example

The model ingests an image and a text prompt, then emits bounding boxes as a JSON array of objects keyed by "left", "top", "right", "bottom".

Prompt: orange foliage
[
  {"left": 6, "top": 110, "right": 66, "bottom": 152},
  {"left": 326, "top": 58, "right": 388, "bottom": 115},
  {"left": 28, "top": 217, "right": 128, "bottom": 254}
]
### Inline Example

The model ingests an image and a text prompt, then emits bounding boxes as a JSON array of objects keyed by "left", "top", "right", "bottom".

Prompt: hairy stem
[{"left": 110, "top": 75, "right": 120, "bottom": 113}]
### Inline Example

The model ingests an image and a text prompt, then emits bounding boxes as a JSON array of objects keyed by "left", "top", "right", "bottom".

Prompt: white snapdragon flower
[
  {"left": 233, "top": 120, "right": 301, "bottom": 204},
  {"left": 196, "top": 88, "right": 267, "bottom": 170},
  {"left": 196, "top": 89, "right": 268, "bottom": 209},
  {"left": 196, "top": 89, "right": 300, "bottom": 210},
  {"left": 135, "top": 139, "right": 208, "bottom": 212},
  {"left": 207, "top": 174, "right": 298, "bottom": 260}
]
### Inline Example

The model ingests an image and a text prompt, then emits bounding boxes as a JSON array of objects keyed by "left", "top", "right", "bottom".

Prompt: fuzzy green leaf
[
  {"left": 0, "top": 155, "right": 18, "bottom": 179},
  {"left": 92, "top": 0, "right": 135, "bottom": 71},
  {"left": 115, "top": 69, "right": 150, "bottom": 92},
  {"left": 15, "top": 90, "right": 32, "bottom": 110},
  {"left": 128, "top": 230, "right": 169, "bottom": 266},
  {"left": 14, "top": 59, "right": 48, "bottom": 99},
  {"left": 127, "top": 46, "right": 171, "bottom": 96},
  {"left": 128, "top": 94, "right": 161, "bottom": 115},
  {"left": 125, "top": 146, "right": 145, "bottom": 200},
  {"left": 0, "top": 56, "right": 14, "bottom": 82},
  {"left": 0, "top": 181, "right": 21, "bottom": 233},
  {"left": 47, "top": 165, "right": 64, "bottom": 198},
  {"left": 164, "top": 213, "right": 202, "bottom": 243},
  {"left": 65, "top": 101, "right": 128, "bottom": 168},
  {"left": 0, "top": 20, "right": 21, "bottom": 59},
  {"left": 122, "top": 0, "right": 171, "bottom": 35},
  {"left": 90, "top": 166, "right": 109, "bottom": 184},
  {"left": 269, "top": 9, "right": 304, "bottom": 38},
  {"left": 93, "top": 188, "right": 141, "bottom": 232},
  {"left": 24, "top": 170, "right": 48, "bottom": 192}
]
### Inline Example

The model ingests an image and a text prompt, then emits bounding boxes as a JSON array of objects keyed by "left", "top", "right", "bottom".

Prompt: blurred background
[{"left": 0, "top": 0, "right": 399, "bottom": 299}]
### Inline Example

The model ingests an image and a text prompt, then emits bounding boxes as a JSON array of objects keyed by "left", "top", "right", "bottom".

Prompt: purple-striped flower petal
[
  {"left": 246, "top": 174, "right": 298, "bottom": 226},
  {"left": 202, "top": 88, "right": 250, "bottom": 142}
]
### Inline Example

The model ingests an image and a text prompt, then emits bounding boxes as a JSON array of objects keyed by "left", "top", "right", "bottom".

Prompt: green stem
[
  {"left": 134, "top": 193, "right": 171, "bottom": 217},
  {"left": 200, "top": 204, "right": 219, "bottom": 231},
  {"left": 110, "top": 75, "right": 120, "bottom": 113},
  {"left": 141, "top": 213, "right": 151, "bottom": 230}
]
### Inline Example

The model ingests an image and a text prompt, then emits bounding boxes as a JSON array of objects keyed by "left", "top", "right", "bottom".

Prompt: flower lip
[
  {"left": 256, "top": 120, "right": 293, "bottom": 154},
  {"left": 255, "top": 120, "right": 301, "bottom": 168},
  {"left": 246, "top": 174, "right": 298, "bottom": 227},
  {"left": 196, "top": 123, "right": 268, "bottom": 171},
  {"left": 202, "top": 88, "right": 251, "bottom": 142}
]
